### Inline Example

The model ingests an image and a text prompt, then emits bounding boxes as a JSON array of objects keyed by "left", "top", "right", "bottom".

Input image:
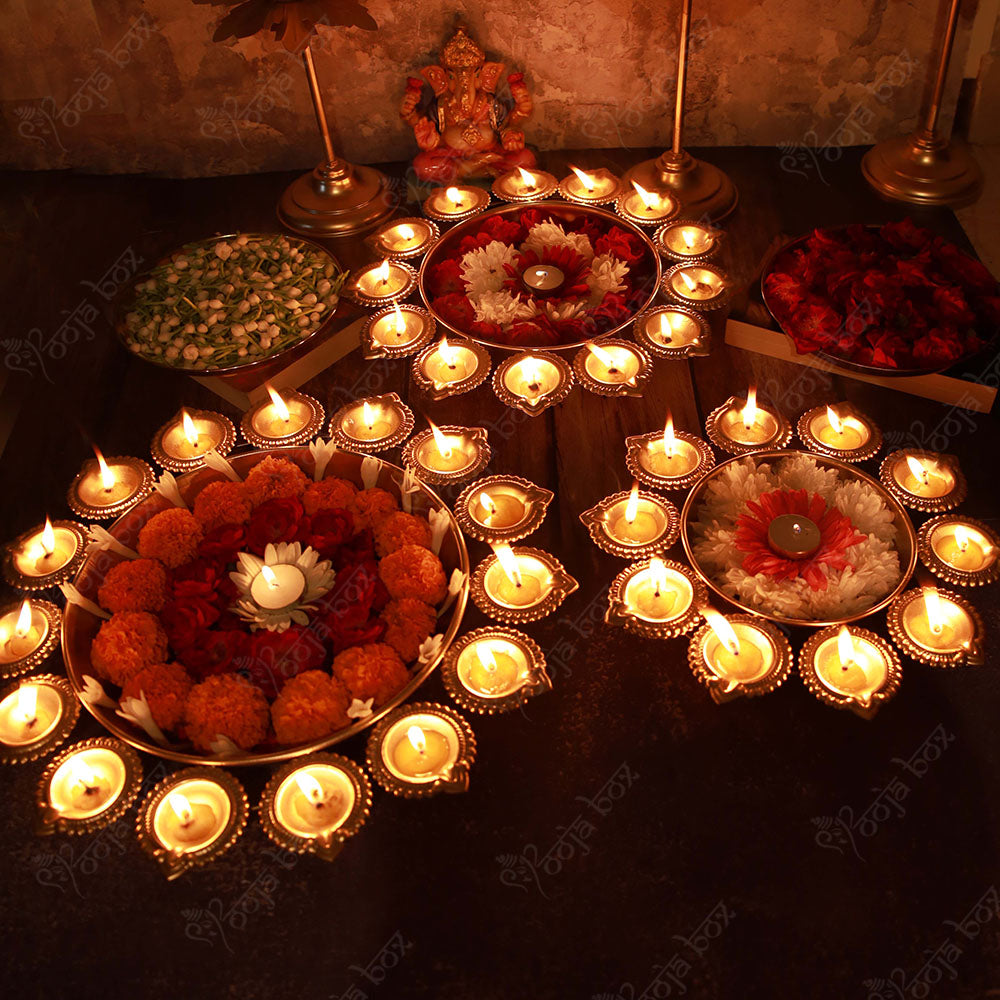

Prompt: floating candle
[
  {"left": 767, "top": 514, "right": 822, "bottom": 560},
  {"left": 250, "top": 564, "right": 306, "bottom": 610},
  {"left": 12, "top": 517, "right": 79, "bottom": 578}
]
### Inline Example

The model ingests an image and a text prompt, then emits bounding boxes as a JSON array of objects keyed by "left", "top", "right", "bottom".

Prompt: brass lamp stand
[
  {"left": 862, "top": 0, "right": 983, "bottom": 207},
  {"left": 278, "top": 44, "right": 397, "bottom": 237},
  {"left": 623, "top": 0, "right": 738, "bottom": 222}
]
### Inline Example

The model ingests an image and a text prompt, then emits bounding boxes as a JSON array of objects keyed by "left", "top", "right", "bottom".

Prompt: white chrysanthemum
[
  {"left": 470, "top": 289, "right": 538, "bottom": 325},
  {"left": 460, "top": 240, "right": 518, "bottom": 295},
  {"left": 777, "top": 454, "right": 840, "bottom": 498},
  {"left": 542, "top": 300, "right": 588, "bottom": 322},
  {"left": 832, "top": 480, "right": 897, "bottom": 541},
  {"left": 586, "top": 253, "right": 629, "bottom": 298},
  {"left": 522, "top": 222, "right": 594, "bottom": 261}
]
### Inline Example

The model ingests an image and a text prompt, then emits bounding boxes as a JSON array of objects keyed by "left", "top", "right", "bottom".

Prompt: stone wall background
[{"left": 0, "top": 0, "right": 981, "bottom": 177}]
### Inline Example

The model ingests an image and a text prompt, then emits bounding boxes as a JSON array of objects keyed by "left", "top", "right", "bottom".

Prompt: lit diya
[
  {"left": 411, "top": 336, "right": 491, "bottom": 400},
  {"left": 329, "top": 392, "right": 414, "bottom": 454},
  {"left": 366, "top": 702, "right": 476, "bottom": 798},
  {"left": 66, "top": 447, "right": 155, "bottom": 521},
  {"left": 661, "top": 262, "right": 731, "bottom": 311},
  {"left": 796, "top": 403, "right": 882, "bottom": 463},
  {"left": 3, "top": 516, "right": 87, "bottom": 591},
  {"left": 706, "top": 386, "right": 793, "bottom": 455},
  {"left": 632, "top": 305, "right": 710, "bottom": 359},
  {"left": 880, "top": 450, "right": 967, "bottom": 513},
  {"left": 687, "top": 608, "right": 793, "bottom": 704},
  {"left": 0, "top": 598, "right": 61, "bottom": 679},
  {"left": 625, "top": 413, "right": 715, "bottom": 492},
  {"left": 422, "top": 184, "right": 490, "bottom": 223},
  {"left": 615, "top": 180, "right": 680, "bottom": 226},
  {"left": 370, "top": 216, "right": 440, "bottom": 261},
  {"left": 558, "top": 165, "right": 623, "bottom": 206},
  {"left": 454, "top": 475, "right": 554, "bottom": 543},
  {"left": 36, "top": 737, "right": 143, "bottom": 836},
  {"left": 491, "top": 165, "right": 558, "bottom": 203},
  {"left": 400, "top": 421, "right": 491, "bottom": 486},
  {"left": 579, "top": 481, "right": 681, "bottom": 559},
  {"left": 799, "top": 625, "right": 902, "bottom": 719},
  {"left": 259, "top": 753, "right": 371, "bottom": 861},
  {"left": 471, "top": 543, "right": 578, "bottom": 624},
  {"left": 653, "top": 221, "right": 723, "bottom": 263},
  {"left": 492, "top": 351, "right": 574, "bottom": 414},
  {"left": 572, "top": 339, "right": 652, "bottom": 397},
  {"left": 0, "top": 674, "right": 78, "bottom": 765},
  {"left": 240, "top": 384, "right": 325, "bottom": 449},
  {"left": 887, "top": 586, "right": 984, "bottom": 667},
  {"left": 137, "top": 766, "right": 249, "bottom": 880},
  {"left": 918, "top": 514, "right": 1000, "bottom": 587},
  {"left": 604, "top": 556, "right": 706, "bottom": 639},
  {"left": 347, "top": 258, "right": 418, "bottom": 308},
  {"left": 362, "top": 301, "right": 435, "bottom": 360},
  {"left": 150, "top": 407, "right": 236, "bottom": 473},
  {"left": 441, "top": 627, "right": 550, "bottom": 715}
]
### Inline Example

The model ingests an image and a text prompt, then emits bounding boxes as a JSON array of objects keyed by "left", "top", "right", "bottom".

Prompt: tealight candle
[
  {"left": 663, "top": 263, "right": 729, "bottom": 307},
  {"left": 558, "top": 165, "right": 622, "bottom": 204},
  {"left": 655, "top": 221, "right": 721, "bottom": 261},
  {"left": 241, "top": 386, "right": 324, "bottom": 448},
  {"left": 67, "top": 449, "right": 154, "bottom": 519},
  {"left": 896, "top": 455, "right": 954, "bottom": 498},
  {"left": 626, "top": 415, "right": 715, "bottom": 492},
  {"left": 401, "top": 423, "right": 491, "bottom": 485},
  {"left": 472, "top": 544, "right": 578, "bottom": 623},
  {"left": 707, "top": 388, "right": 792, "bottom": 455},
  {"left": 635, "top": 307, "right": 708, "bottom": 356},
  {"left": 492, "top": 351, "right": 574, "bottom": 414},
  {"left": 417, "top": 422, "right": 473, "bottom": 472},
  {"left": 151, "top": 408, "right": 235, "bottom": 472},
  {"left": 574, "top": 340, "right": 651, "bottom": 397},
  {"left": 330, "top": 392, "right": 413, "bottom": 453},
  {"left": 250, "top": 564, "right": 306, "bottom": 610},
  {"left": 363, "top": 302, "right": 434, "bottom": 359},
  {"left": 880, "top": 450, "right": 966, "bottom": 513},
  {"left": 412, "top": 337, "right": 491, "bottom": 399},
  {"left": 0, "top": 674, "right": 77, "bottom": 764},
  {"left": 933, "top": 524, "right": 992, "bottom": 572},
  {"left": 371, "top": 217, "right": 439, "bottom": 260},
  {"left": 455, "top": 475, "right": 553, "bottom": 543},
  {"left": 0, "top": 600, "right": 48, "bottom": 663},
  {"left": 609, "top": 492, "right": 663, "bottom": 543},
  {"left": 887, "top": 586, "right": 984, "bottom": 666},
  {"left": 645, "top": 414, "right": 699, "bottom": 478},
  {"left": 605, "top": 558, "right": 706, "bottom": 638},
  {"left": 349, "top": 258, "right": 417, "bottom": 305},
  {"left": 580, "top": 482, "right": 680, "bottom": 559},
  {"left": 423, "top": 185, "right": 489, "bottom": 221},
  {"left": 812, "top": 406, "right": 868, "bottom": 450},
  {"left": 919, "top": 515, "right": 1000, "bottom": 585},
  {"left": 797, "top": 403, "right": 881, "bottom": 463},
  {"left": 10, "top": 517, "right": 81, "bottom": 579},
  {"left": 492, "top": 165, "right": 558, "bottom": 203},
  {"left": 616, "top": 180, "right": 678, "bottom": 224}
]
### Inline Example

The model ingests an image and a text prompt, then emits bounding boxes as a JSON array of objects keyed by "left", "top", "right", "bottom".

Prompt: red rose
[
  {"left": 913, "top": 327, "right": 969, "bottom": 366},
  {"left": 517, "top": 208, "right": 547, "bottom": 231},
  {"left": 176, "top": 629, "right": 250, "bottom": 681},
  {"left": 506, "top": 319, "right": 559, "bottom": 347},
  {"left": 882, "top": 218, "right": 933, "bottom": 253},
  {"left": 431, "top": 293, "right": 475, "bottom": 329},
  {"left": 550, "top": 316, "right": 591, "bottom": 343},
  {"left": 332, "top": 529, "right": 376, "bottom": 572},
  {"left": 246, "top": 626, "right": 326, "bottom": 699},
  {"left": 160, "top": 596, "right": 221, "bottom": 648},
  {"left": 592, "top": 292, "right": 630, "bottom": 329},
  {"left": 307, "top": 508, "right": 355, "bottom": 559},
  {"left": 426, "top": 258, "right": 464, "bottom": 296},
  {"left": 594, "top": 228, "right": 644, "bottom": 267},
  {"left": 199, "top": 523, "right": 247, "bottom": 562},
  {"left": 316, "top": 559, "right": 381, "bottom": 624},
  {"left": 763, "top": 272, "right": 808, "bottom": 314},
  {"left": 479, "top": 215, "right": 524, "bottom": 244},
  {"left": 323, "top": 613, "right": 388, "bottom": 656},
  {"left": 469, "top": 320, "right": 504, "bottom": 340},
  {"left": 788, "top": 299, "right": 842, "bottom": 353},
  {"left": 931, "top": 285, "right": 976, "bottom": 326},
  {"left": 245, "top": 497, "right": 307, "bottom": 555}
]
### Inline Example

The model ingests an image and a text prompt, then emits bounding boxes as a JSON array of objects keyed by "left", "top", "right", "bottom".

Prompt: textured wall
[{"left": 1, "top": 0, "right": 976, "bottom": 177}]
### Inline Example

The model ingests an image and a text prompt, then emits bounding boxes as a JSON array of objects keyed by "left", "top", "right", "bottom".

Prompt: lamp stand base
[{"left": 623, "top": 150, "right": 738, "bottom": 223}]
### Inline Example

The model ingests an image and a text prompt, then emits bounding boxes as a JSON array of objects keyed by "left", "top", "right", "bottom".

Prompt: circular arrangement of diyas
[
  {"left": 886, "top": 587, "right": 984, "bottom": 667},
  {"left": 365, "top": 702, "right": 476, "bottom": 798},
  {"left": 491, "top": 166, "right": 559, "bottom": 203},
  {"left": 705, "top": 390, "right": 794, "bottom": 455},
  {"left": 471, "top": 544, "right": 579, "bottom": 624},
  {"left": 492, "top": 351, "right": 575, "bottom": 414},
  {"left": 579, "top": 485, "right": 680, "bottom": 559},
  {"left": 625, "top": 422, "right": 715, "bottom": 492},
  {"left": 259, "top": 753, "right": 372, "bottom": 861},
  {"left": 441, "top": 628, "right": 550, "bottom": 715},
  {"left": 37, "top": 737, "right": 143, "bottom": 836},
  {"left": 345, "top": 259, "right": 419, "bottom": 308},
  {"left": 798, "top": 626, "right": 903, "bottom": 720},
  {"left": 3, "top": 519, "right": 87, "bottom": 592},
  {"left": 796, "top": 402, "right": 882, "bottom": 463},
  {"left": 136, "top": 766, "right": 249, "bottom": 880},
  {"left": 687, "top": 610, "right": 793, "bottom": 704},
  {"left": 614, "top": 182, "right": 680, "bottom": 227},
  {"left": 149, "top": 407, "right": 237, "bottom": 472},
  {"left": 422, "top": 184, "right": 490, "bottom": 223},
  {"left": 454, "top": 475, "right": 553, "bottom": 543},
  {"left": 66, "top": 454, "right": 155, "bottom": 521},
  {"left": 918, "top": 515, "right": 1000, "bottom": 587},
  {"left": 557, "top": 166, "right": 623, "bottom": 205},
  {"left": 362, "top": 303, "right": 436, "bottom": 360},
  {"left": 660, "top": 261, "right": 732, "bottom": 312},
  {"left": 240, "top": 387, "right": 325, "bottom": 448},
  {"left": 632, "top": 305, "right": 711, "bottom": 359},
  {"left": 328, "top": 392, "right": 414, "bottom": 454},
  {"left": 411, "top": 337, "right": 492, "bottom": 400},
  {"left": 879, "top": 449, "right": 967, "bottom": 513},
  {"left": 370, "top": 216, "right": 440, "bottom": 261},
  {"left": 572, "top": 339, "right": 653, "bottom": 398},
  {"left": 0, "top": 598, "right": 62, "bottom": 679},
  {"left": 400, "top": 424, "right": 491, "bottom": 485},
  {"left": 653, "top": 220, "right": 723, "bottom": 263},
  {"left": 0, "top": 675, "right": 78, "bottom": 765},
  {"left": 604, "top": 557, "right": 706, "bottom": 639}
]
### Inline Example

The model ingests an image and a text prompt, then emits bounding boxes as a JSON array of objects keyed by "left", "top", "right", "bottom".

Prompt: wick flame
[
  {"left": 519, "top": 358, "right": 543, "bottom": 394},
  {"left": 362, "top": 400, "right": 376, "bottom": 429},
  {"left": 260, "top": 565, "right": 279, "bottom": 588},
  {"left": 680, "top": 269, "right": 698, "bottom": 292},
  {"left": 406, "top": 725, "right": 427, "bottom": 755},
  {"left": 923, "top": 587, "right": 946, "bottom": 634},
  {"left": 294, "top": 771, "right": 325, "bottom": 804},
  {"left": 658, "top": 312, "right": 675, "bottom": 341},
  {"left": 630, "top": 179, "right": 658, "bottom": 210},
  {"left": 516, "top": 166, "right": 536, "bottom": 188},
  {"left": 16, "top": 683, "right": 38, "bottom": 725},
  {"left": 437, "top": 336, "right": 458, "bottom": 368},
  {"left": 479, "top": 492, "right": 498, "bottom": 522},
  {"left": 702, "top": 607, "right": 740, "bottom": 656},
  {"left": 682, "top": 228, "right": 695, "bottom": 249},
  {"left": 625, "top": 482, "right": 640, "bottom": 524},
  {"left": 167, "top": 791, "right": 194, "bottom": 826},
  {"left": 66, "top": 754, "right": 97, "bottom": 791},
  {"left": 837, "top": 626, "right": 857, "bottom": 667},
  {"left": 825, "top": 405, "right": 844, "bottom": 435},
  {"left": 428, "top": 419, "right": 454, "bottom": 460},
  {"left": 492, "top": 543, "right": 523, "bottom": 589},
  {"left": 445, "top": 186, "right": 464, "bottom": 207},
  {"left": 94, "top": 447, "right": 115, "bottom": 492},
  {"left": 41, "top": 517, "right": 55, "bottom": 557},
  {"left": 662, "top": 412, "right": 676, "bottom": 455},
  {"left": 585, "top": 340, "right": 616, "bottom": 369},
  {"left": 569, "top": 165, "right": 596, "bottom": 192},
  {"left": 14, "top": 600, "right": 32, "bottom": 639},
  {"left": 266, "top": 385, "right": 291, "bottom": 423},
  {"left": 392, "top": 300, "right": 407, "bottom": 335},
  {"left": 906, "top": 454, "right": 933, "bottom": 484},
  {"left": 397, "top": 224, "right": 415, "bottom": 242},
  {"left": 648, "top": 557, "right": 668, "bottom": 597},
  {"left": 741, "top": 386, "right": 759, "bottom": 430},
  {"left": 954, "top": 525, "right": 971, "bottom": 552},
  {"left": 476, "top": 644, "right": 498, "bottom": 673},
  {"left": 181, "top": 409, "right": 199, "bottom": 447},
  {"left": 374, "top": 259, "right": 391, "bottom": 285}
]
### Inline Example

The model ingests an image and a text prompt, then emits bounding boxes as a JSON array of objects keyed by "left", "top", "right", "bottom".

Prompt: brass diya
[
  {"left": 454, "top": 475, "right": 554, "bottom": 544},
  {"left": 470, "top": 545, "right": 579, "bottom": 624},
  {"left": 605, "top": 557, "right": 706, "bottom": 639},
  {"left": 492, "top": 351, "right": 575, "bottom": 415},
  {"left": 579, "top": 487, "right": 681, "bottom": 559},
  {"left": 3, "top": 519, "right": 88, "bottom": 592},
  {"left": 796, "top": 403, "right": 883, "bottom": 464},
  {"left": 328, "top": 392, "right": 414, "bottom": 454},
  {"left": 917, "top": 514, "right": 1000, "bottom": 587},
  {"left": 886, "top": 587, "right": 984, "bottom": 668},
  {"left": 0, "top": 598, "right": 62, "bottom": 680},
  {"left": 631, "top": 305, "right": 710, "bottom": 359},
  {"left": 0, "top": 674, "right": 79, "bottom": 765},
  {"left": 705, "top": 392, "right": 793, "bottom": 456},
  {"left": 67, "top": 456, "right": 155, "bottom": 521},
  {"left": 879, "top": 450, "right": 967, "bottom": 513},
  {"left": 362, "top": 304, "right": 436, "bottom": 360}
]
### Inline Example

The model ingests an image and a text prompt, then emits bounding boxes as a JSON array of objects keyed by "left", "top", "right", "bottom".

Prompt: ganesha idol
[{"left": 400, "top": 24, "right": 537, "bottom": 183}]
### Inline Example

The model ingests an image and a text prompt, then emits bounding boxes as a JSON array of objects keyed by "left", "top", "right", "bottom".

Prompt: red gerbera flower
[
  {"left": 503, "top": 245, "right": 591, "bottom": 302},
  {"left": 734, "top": 488, "right": 866, "bottom": 591}
]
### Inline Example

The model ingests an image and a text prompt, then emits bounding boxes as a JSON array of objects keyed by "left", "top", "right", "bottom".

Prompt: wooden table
[{"left": 0, "top": 147, "right": 997, "bottom": 1000}]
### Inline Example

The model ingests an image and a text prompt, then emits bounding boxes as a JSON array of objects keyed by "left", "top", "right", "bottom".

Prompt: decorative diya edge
[
  {"left": 571, "top": 340, "right": 654, "bottom": 398},
  {"left": 0, "top": 599, "right": 63, "bottom": 680},
  {"left": 885, "top": 587, "right": 985, "bottom": 668},
  {"left": 345, "top": 260, "right": 419, "bottom": 308},
  {"left": 399, "top": 426, "right": 493, "bottom": 486},
  {"left": 659, "top": 261, "right": 732, "bottom": 312},
  {"left": 878, "top": 450, "right": 969, "bottom": 514},
  {"left": 795, "top": 404, "right": 883, "bottom": 464},
  {"left": 578, "top": 489, "right": 682, "bottom": 560},
  {"left": 631, "top": 305, "right": 711, "bottom": 359},
  {"left": 652, "top": 221, "right": 723, "bottom": 264},
  {"left": 361, "top": 304, "right": 436, "bottom": 360},
  {"left": 370, "top": 217, "right": 441, "bottom": 261},
  {"left": 150, "top": 410, "right": 237, "bottom": 473},
  {"left": 66, "top": 458, "right": 156, "bottom": 521},
  {"left": 453, "top": 475, "right": 554, "bottom": 544},
  {"left": 491, "top": 351, "right": 575, "bottom": 415},
  {"left": 705, "top": 396, "right": 794, "bottom": 457},
  {"left": 624, "top": 431, "right": 716, "bottom": 492},
  {"left": 917, "top": 515, "right": 1000, "bottom": 588},
  {"left": 604, "top": 558, "right": 707, "bottom": 639},
  {"left": 470, "top": 547, "right": 579, "bottom": 625},
  {"left": 0, "top": 673, "right": 79, "bottom": 765},
  {"left": 239, "top": 392, "right": 326, "bottom": 450},
  {"left": 328, "top": 393, "right": 415, "bottom": 455},
  {"left": 410, "top": 339, "right": 493, "bottom": 400}
]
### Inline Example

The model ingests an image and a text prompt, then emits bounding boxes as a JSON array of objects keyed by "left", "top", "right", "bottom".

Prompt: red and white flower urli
[
  {"left": 86, "top": 456, "right": 449, "bottom": 754},
  {"left": 764, "top": 219, "right": 1000, "bottom": 370},
  {"left": 425, "top": 206, "right": 656, "bottom": 347}
]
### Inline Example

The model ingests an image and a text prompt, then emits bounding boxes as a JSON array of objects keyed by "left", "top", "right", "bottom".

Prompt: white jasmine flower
[
  {"left": 586, "top": 253, "right": 629, "bottom": 298},
  {"left": 522, "top": 222, "right": 594, "bottom": 261},
  {"left": 470, "top": 290, "right": 537, "bottom": 325}
]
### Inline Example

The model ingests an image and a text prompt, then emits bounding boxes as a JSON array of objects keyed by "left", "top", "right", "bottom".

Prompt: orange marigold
[
  {"left": 332, "top": 642, "right": 410, "bottom": 705},
  {"left": 122, "top": 662, "right": 193, "bottom": 732},
  {"left": 378, "top": 544, "right": 447, "bottom": 604},
  {"left": 375, "top": 511, "right": 432, "bottom": 558},
  {"left": 270, "top": 670, "right": 350, "bottom": 745},
  {"left": 302, "top": 476, "right": 358, "bottom": 516},
  {"left": 380, "top": 598, "right": 436, "bottom": 663},
  {"left": 349, "top": 487, "right": 399, "bottom": 530},
  {"left": 90, "top": 611, "right": 169, "bottom": 687},
  {"left": 183, "top": 674, "right": 270, "bottom": 752},
  {"left": 97, "top": 558, "right": 169, "bottom": 614},
  {"left": 243, "top": 456, "right": 308, "bottom": 508},
  {"left": 137, "top": 508, "right": 203, "bottom": 568},
  {"left": 193, "top": 480, "right": 252, "bottom": 531}
]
